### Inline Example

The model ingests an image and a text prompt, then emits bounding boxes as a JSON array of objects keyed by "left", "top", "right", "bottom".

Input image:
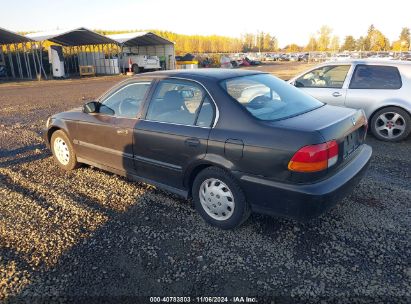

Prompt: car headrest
[{"left": 163, "top": 90, "right": 184, "bottom": 111}]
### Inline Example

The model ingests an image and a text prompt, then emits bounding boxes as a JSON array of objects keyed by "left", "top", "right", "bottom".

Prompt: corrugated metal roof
[
  {"left": 26, "top": 27, "right": 116, "bottom": 46},
  {"left": 107, "top": 32, "right": 174, "bottom": 46},
  {"left": 0, "top": 27, "right": 33, "bottom": 44}
]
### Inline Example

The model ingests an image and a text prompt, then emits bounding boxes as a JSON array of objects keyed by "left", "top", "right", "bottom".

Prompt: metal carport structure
[
  {"left": 0, "top": 27, "right": 36, "bottom": 79},
  {"left": 26, "top": 27, "right": 116, "bottom": 46},
  {"left": 26, "top": 27, "right": 119, "bottom": 78},
  {"left": 107, "top": 32, "right": 175, "bottom": 72}
]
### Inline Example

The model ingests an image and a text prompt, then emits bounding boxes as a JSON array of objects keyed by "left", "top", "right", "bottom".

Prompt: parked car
[
  {"left": 244, "top": 57, "right": 262, "bottom": 65},
  {"left": 310, "top": 53, "right": 328, "bottom": 62},
  {"left": 298, "top": 53, "right": 309, "bottom": 62},
  {"left": 331, "top": 53, "right": 352, "bottom": 61},
  {"left": 369, "top": 53, "right": 394, "bottom": 60},
  {"left": 44, "top": 69, "right": 371, "bottom": 229},
  {"left": 278, "top": 54, "right": 289, "bottom": 61},
  {"left": 264, "top": 54, "right": 276, "bottom": 61},
  {"left": 398, "top": 52, "right": 411, "bottom": 61},
  {"left": 288, "top": 54, "right": 299, "bottom": 61},
  {"left": 289, "top": 60, "right": 411, "bottom": 142},
  {"left": 120, "top": 53, "right": 161, "bottom": 73}
]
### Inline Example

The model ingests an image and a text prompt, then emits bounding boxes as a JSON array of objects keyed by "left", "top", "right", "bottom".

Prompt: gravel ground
[{"left": 0, "top": 66, "right": 410, "bottom": 303}]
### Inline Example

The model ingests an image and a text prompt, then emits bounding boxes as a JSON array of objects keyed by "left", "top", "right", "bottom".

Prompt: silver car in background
[{"left": 289, "top": 60, "right": 411, "bottom": 142}]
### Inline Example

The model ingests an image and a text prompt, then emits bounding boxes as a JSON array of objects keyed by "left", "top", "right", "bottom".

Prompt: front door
[
  {"left": 74, "top": 81, "right": 152, "bottom": 172},
  {"left": 293, "top": 64, "right": 352, "bottom": 106},
  {"left": 133, "top": 78, "right": 215, "bottom": 189}
]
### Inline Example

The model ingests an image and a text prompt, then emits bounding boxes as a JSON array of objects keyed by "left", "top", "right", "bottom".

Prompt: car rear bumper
[{"left": 234, "top": 144, "right": 372, "bottom": 221}]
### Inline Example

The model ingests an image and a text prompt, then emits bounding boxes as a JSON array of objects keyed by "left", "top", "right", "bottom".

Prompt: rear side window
[
  {"left": 349, "top": 65, "right": 402, "bottom": 89},
  {"left": 195, "top": 96, "right": 214, "bottom": 127}
]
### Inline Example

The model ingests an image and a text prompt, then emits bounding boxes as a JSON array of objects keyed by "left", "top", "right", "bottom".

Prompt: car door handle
[
  {"left": 332, "top": 92, "right": 342, "bottom": 97},
  {"left": 185, "top": 137, "right": 200, "bottom": 147},
  {"left": 116, "top": 129, "right": 129, "bottom": 135}
]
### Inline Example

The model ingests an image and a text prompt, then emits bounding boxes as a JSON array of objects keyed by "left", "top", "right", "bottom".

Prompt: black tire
[
  {"left": 132, "top": 64, "right": 139, "bottom": 74},
  {"left": 50, "top": 130, "right": 79, "bottom": 171},
  {"left": 370, "top": 107, "right": 411, "bottom": 142},
  {"left": 192, "top": 166, "right": 251, "bottom": 229}
]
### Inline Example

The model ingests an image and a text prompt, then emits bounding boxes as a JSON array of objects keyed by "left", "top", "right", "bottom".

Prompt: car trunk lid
[{"left": 269, "top": 104, "right": 368, "bottom": 182}]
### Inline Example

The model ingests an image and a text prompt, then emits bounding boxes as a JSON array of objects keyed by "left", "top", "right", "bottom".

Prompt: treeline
[
  {"left": 97, "top": 26, "right": 411, "bottom": 54},
  {"left": 96, "top": 29, "right": 278, "bottom": 54},
  {"left": 292, "top": 25, "right": 410, "bottom": 53}
]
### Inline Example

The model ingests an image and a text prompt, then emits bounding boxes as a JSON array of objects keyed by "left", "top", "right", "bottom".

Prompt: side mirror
[
  {"left": 83, "top": 101, "right": 99, "bottom": 114},
  {"left": 294, "top": 81, "right": 304, "bottom": 88}
]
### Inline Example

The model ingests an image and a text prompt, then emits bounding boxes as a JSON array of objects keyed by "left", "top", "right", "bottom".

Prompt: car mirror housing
[{"left": 83, "top": 101, "right": 99, "bottom": 114}]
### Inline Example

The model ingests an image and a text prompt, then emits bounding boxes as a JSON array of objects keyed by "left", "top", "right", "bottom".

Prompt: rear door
[
  {"left": 293, "top": 64, "right": 352, "bottom": 106},
  {"left": 74, "top": 80, "right": 152, "bottom": 172},
  {"left": 345, "top": 64, "right": 403, "bottom": 117},
  {"left": 133, "top": 78, "right": 215, "bottom": 189}
]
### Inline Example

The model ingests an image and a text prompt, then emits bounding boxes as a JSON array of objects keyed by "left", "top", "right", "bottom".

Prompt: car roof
[
  {"left": 324, "top": 59, "right": 411, "bottom": 66},
  {"left": 134, "top": 68, "right": 265, "bottom": 81}
]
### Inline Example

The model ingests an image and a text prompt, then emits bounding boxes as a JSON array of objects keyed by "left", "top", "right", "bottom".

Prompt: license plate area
[{"left": 343, "top": 130, "right": 360, "bottom": 159}]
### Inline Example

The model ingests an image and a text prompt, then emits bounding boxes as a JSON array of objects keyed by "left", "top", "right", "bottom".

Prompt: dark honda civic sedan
[{"left": 44, "top": 69, "right": 372, "bottom": 229}]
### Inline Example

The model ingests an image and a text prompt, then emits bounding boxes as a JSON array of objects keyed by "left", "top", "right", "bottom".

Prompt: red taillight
[{"left": 288, "top": 140, "right": 339, "bottom": 172}]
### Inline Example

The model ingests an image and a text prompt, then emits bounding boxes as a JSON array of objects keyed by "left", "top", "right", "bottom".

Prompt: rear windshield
[{"left": 220, "top": 74, "right": 323, "bottom": 121}]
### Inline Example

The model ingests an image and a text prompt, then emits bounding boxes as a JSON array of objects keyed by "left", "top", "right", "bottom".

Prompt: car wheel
[
  {"left": 370, "top": 107, "right": 411, "bottom": 142},
  {"left": 132, "top": 64, "right": 139, "bottom": 74},
  {"left": 192, "top": 167, "right": 250, "bottom": 229},
  {"left": 50, "top": 130, "right": 79, "bottom": 170}
]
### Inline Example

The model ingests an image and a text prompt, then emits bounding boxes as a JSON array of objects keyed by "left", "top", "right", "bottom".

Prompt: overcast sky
[{"left": 1, "top": 0, "right": 410, "bottom": 47}]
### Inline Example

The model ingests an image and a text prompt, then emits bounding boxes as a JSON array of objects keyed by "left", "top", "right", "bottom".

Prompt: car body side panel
[
  {"left": 289, "top": 63, "right": 354, "bottom": 106},
  {"left": 345, "top": 93, "right": 411, "bottom": 119},
  {"left": 206, "top": 121, "right": 326, "bottom": 183},
  {"left": 133, "top": 119, "right": 211, "bottom": 189},
  {"left": 297, "top": 87, "right": 347, "bottom": 106},
  {"left": 44, "top": 70, "right": 373, "bottom": 221},
  {"left": 234, "top": 144, "right": 372, "bottom": 220},
  {"left": 291, "top": 61, "right": 411, "bottom": 119},
  {"left": 345, "top": 64, "right": 411, "bottom": 118},
  {"left": 62, "top": 110, "right": 134, "bottom": 172}
]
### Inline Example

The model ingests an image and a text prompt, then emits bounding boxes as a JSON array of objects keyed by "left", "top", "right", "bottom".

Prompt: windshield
[{"left": 220, "top": 74, "right": 323, "bottom": 121}]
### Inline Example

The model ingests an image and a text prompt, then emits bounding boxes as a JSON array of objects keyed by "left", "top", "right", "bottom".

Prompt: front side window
[
  {"left": 349, "top": 65, "right": 402, "bottom": 89},
  {"left": 221, "top": 74, "right": 323, "bottom": 121},
  {"left": 100, "top": 82, "right": 151, "bottom": 118},
  {"left": 146, "top": 79, "right": 214, "bottom": 126},
  {"left": 295, "top": 65, "right": 350, "bottom": 88}
]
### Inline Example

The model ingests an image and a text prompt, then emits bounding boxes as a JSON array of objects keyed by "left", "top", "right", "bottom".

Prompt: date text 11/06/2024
[{"left": 149, "top": 296, "right": 258, "bottom": 303}]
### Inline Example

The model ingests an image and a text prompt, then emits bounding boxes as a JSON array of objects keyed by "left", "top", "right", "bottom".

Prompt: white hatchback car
[{"left": 289, "top": 60, "right": 411, "bottom": 142}]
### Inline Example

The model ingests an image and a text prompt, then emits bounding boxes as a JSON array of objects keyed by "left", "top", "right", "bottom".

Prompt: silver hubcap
[
  {"left": 53, "top": 137, "right": 70, "bottom": 165},
  {"left": 199, "top": 178, "right": 235, "bottom": 221},
  {"left": 375, "top": 112, "right": 406, "bottom": 139}
]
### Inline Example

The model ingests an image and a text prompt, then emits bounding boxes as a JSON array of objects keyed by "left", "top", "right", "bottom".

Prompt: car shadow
[
  {"left": 3, "top": 142, "right": 352, "bottom": 301},
  {"left": 7, "top": 189, "right": 341, "bottom": 301}
]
